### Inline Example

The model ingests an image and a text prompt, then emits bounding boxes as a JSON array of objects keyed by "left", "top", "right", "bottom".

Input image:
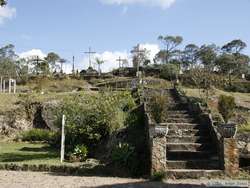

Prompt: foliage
[
  {"left": 111, "top": 143, "right": 135, "bottom": 167},
  {"left": 197, "top": 44, "right": 218, "bottom": 70},
  {"left": 238, "top": 122, "right": 250, "bottom": 133},
  {"left": 218, "top": 95, "right": 236, "bottom": 123},
  {"left": 151, "top": 171, "right": 166, "bottom": 181},
  {"left": 19, "top": 129, "right": 55, "bottom": 142},
  {"left": 160, "top": 63, "right": 179, "bottom": 81},
  {"left": 0, "top": 0, "right": 6, "bottom": 6},
  {"left": 149, "top": 92, "right": 168, "bottom": 123},
  {"left": 225, "top": 82, "right": 250, "bottom": 93},
  {"left": 54, "top": 91, "right": 136, "bottom": 152},
  {"left": 72, "top": 145, "right": 88, "bottom": 162},
  {"left": 156, "top": 35, "right": 183, "bottom": 64}
]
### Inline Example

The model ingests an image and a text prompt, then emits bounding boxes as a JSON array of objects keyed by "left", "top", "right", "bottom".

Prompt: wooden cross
[
  {"left": 131, "top": 45, "right": 146, "bottom": 72},
  {"left": 72, "top": 56, "right": 75, "bottom": 74},
  {"left": 84, "top": 47, "right": 96, "bottom": 68},
  {"left": 59, "top": 59, "right": 66, "bottom": 73},
  {"left": 116, "top": 57, "right": 126, "bottom": 68}
]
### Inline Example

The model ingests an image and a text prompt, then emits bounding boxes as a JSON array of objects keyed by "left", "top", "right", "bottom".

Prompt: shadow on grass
[
  {"left": 0, "top": 146, "right": 59, "bottom": 163},
  {"left": 0, "top": 152, "right": 58, "bottom": 163},
  {"left": 19, "top": 146, "right": 56, "bottom": 153}
]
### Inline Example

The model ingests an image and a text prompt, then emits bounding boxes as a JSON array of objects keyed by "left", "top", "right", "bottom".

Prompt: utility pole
[
  {"left": 116, "top": 57, "right": 126, "bottom": 68},
  {"left": 84, "top": 47, "right": 96, "bottom": 68}
]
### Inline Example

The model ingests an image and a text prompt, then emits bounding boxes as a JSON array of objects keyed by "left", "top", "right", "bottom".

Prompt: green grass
[
  {"left": 238, "top": 123, "right": 250, "bottom": 133},
  {"left": 0, "top": 142, "right": 60, "bottom": 165}
]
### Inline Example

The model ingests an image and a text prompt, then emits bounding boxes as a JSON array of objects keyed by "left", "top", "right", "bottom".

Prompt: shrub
[
  {"left": 20, "top": 129, "right": 54, "bottom": 142},
  {"left": 151, "top": 171, "right": 166, "bottom": 181},
  {"left": 224, "top": 82, "right": 250, "bottom": 93},
  {"left": 111, "top": 143, "right": 135, "bottom": 167},
  {"left": 218, "top": 95, "right": 236, "bottom": 123},
  {"left": 71, "top": 144, "right": 88, "bottom": 162},
  {"left": 149, "top": 93, "right": 167, "bottom": 123},
  {"left": 53, "top": 91, "right": 136, "bottom": 153},
  {"left": 160, "top": 63, "right": 179, "bottom": 81}
]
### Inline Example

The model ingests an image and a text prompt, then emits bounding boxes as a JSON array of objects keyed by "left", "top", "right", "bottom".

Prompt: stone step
[
  {"left": 165, "top": 169, "right": 223, "bottom": 179},
  {"left": 167, "top": 150, "right": 218, "bottom": 160},
  {"left": 168, "top": 129, "right": 209, "bottom": 136},
  {"left": 166, "top": 159, "right": 220, "bottom": 170},
  {"left": 166, "top": 143, "right": 212, "bottom": 151},
  {"left": 166, "top": 136, "right": 211, "bottom": 143},
  {"left": 160, "top": 123, "right": 200, "bottom": 130},
  {"left": 167, "top": 114, "right": 191, "bottom": 118},
  {"left": 164, "top": 118, "right": 196, "bottom": 123},
  {"left": 166, "top": 110, "right": 189, "bottom": 114}
]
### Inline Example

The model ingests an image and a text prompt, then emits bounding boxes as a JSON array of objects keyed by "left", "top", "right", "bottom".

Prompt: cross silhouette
[{"left": 84, "top": 47, "right": 96, "bottom": 68}]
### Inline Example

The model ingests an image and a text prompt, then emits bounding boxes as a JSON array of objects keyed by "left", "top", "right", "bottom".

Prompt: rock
[
  {"left": 41, "top": 100, "right": 61, "bottom": 131},
  {"left": 246, "top": 143, "right": 250, "bottom": 154}
]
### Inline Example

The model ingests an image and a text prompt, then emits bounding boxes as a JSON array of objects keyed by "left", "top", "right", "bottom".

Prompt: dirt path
[{"left": 0, "top": 171, "right": 208, "bottom": 188}]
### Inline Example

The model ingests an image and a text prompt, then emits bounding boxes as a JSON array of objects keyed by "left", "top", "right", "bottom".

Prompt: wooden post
[
  {"left": 13, "top": 80, "right": 16, "bottom": 94},
  {"left": 0, "top": 77, "right": 2, "bottom": 93},
  {"left": 9, "top": 79, "right": 11, "bottom": 94},
  {"left": 60, "top": 115, "right": 66, "bottom": 163},
  {"left": 3, "top": 80, "right": 5, "bottom": 93}
]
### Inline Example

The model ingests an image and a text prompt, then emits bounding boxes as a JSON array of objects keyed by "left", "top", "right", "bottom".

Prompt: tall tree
[
  {"left": 182, "top": 44, "right": 199, "bottom": 69},
  {"left": 95, "top": 58, "right": 104, "bottom": 76},
  {"left": 156, "top": 35, "right": 183, "bottom": 64},
  {"left": 222, "top": 39, "right": 247, "bottom": 54},
  {"left": 0, "top": 0, "right": 6, "bottom": 6},
  {"left": 45, "top": 52, "right": 60, "bottom": 72},
  {"left": 197, "top": 44, "right": 218, "bottom": 71}
]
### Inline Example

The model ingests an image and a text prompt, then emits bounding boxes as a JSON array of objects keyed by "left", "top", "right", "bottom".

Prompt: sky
[{"left": 0, "top": 0, "right": 250, "bottom": 72}]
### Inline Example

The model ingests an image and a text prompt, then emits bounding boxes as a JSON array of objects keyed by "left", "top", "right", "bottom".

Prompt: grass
[
  {"left": 0, "top": 142, "right": 60, "bottom": 165},
  {"left": 238, "top": 123, "right": 250, "bottom": 133}
]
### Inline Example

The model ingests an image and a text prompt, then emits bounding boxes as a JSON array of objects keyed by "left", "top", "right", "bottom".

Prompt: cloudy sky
[{"left": 0, "top": 0, "right": 250, "bottom": 72}]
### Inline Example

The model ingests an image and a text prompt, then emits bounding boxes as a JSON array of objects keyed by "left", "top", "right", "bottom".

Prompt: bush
[
  {"left": 111, "top": 143, "right": 135, "bottom": 167},
  {"left": 218, "top": 95, "right": 236, "bottom": 123},
  {"left": 160, "top": 63, "right": 179, "bottom": 81},
  {"left": 151, "top": 171, "right": 166, "bottom": 181},
  {"left": 53, "top": 91, "right": 136, "bottom": 153},
  {"left": 149, "top": 93, "right": 167, "bottom": 123},
  {"left": 225, "top": 82, "right": 250, "bottom": 93},
  {"left": 20, "top": 129, "right": 54, "bottom": 142},
  {"left": 71, "top": 144, "right": 88, "bottom": 162}
]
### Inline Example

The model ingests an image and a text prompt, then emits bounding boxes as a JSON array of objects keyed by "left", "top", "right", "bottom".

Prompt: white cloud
[
  {"left": 0, "top": 5, "right": 16, "bottom": 24},
  {"left": 81, "top": 50, "right": 130, "bottom": 73},
  {"left": 79, "top": 43, "right": 160, "bottom": 73},
  {"left": 19, "top": 49, "right": 47, "bottom": 60},
  {"left": 139, "top": 43, "right": 160, "bottom": 63},
  {"left": 100, "top": 0, "right": 176, "bottom": 9}
]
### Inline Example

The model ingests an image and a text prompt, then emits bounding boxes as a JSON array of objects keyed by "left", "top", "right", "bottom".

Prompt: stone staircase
[
  {"left": 164, "top": 89, "right": 222, "bottom": 178},
  {"left": 145, "top": 90, "right": 223, "bottom": 179}
]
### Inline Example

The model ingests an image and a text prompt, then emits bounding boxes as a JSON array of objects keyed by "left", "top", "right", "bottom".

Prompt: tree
[
  {"left": 0, "top": 44, "right": 18, "bottom": 78},
  {"left": 222, "top": 39, "right": 247, "bottom": 54},
  {"left": 219, "top": 40, "right": 249, "bottom": 85},
  {"left": 45, "top": 52, "right": 60, "bottom": 73},
  {"left": 182, "top": 44, "right": 199, "bottom": 69},
  {"left": 197, "top": 44, "right": 218, "bottom": 71},
  {"left": 95, "top": 58, "right": 104, "bottom": 76},
  {"left": 156, "top": 35, "right": 183, "bottom": 64},
  {"left": 0, "top": 0, "right": 6, "bottom": 6}
]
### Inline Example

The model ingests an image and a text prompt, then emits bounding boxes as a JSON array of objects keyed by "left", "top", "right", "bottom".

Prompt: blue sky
[{"left": 0, "top": 0, "right": 250, "bottom": 72}]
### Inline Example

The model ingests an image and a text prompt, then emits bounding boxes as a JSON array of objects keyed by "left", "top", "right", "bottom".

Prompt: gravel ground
[{"left": 0, "top": 171, "right": 249, "bottom": 188}]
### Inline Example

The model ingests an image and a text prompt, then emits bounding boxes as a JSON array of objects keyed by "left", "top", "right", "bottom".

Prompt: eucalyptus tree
[
  {"left": 218, "top": 39, "right": 249, "bottom": 85},
  {"left": 0, "top": 0, "right": 6, "bottom": 6},
  {"left": 156, "top": 35, "right": 183, "bottom": 64},
  {"left": 182, "top": 44, "right": 199, "bottom": 69},
  {"left": 45, "top": 52, "right": 60, "bottom": 73},
  {"left": 197, "top": 44, "right": 218, "bottom": 71}
]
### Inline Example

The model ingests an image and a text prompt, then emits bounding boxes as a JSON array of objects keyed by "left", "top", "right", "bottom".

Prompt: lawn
[{"left": 0, "top": 142, "right": 60, "bottom": 165}]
